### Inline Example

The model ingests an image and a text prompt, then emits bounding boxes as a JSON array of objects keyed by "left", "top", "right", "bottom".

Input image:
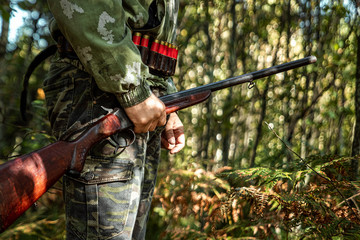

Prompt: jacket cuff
[
  {"left": 166, "top": 77, "right": 178, "bottom": 94},
  {"left": 116, "top": 83, "right": 152, "bottom": 108}
]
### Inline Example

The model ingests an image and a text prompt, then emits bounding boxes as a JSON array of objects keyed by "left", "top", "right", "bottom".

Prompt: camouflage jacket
[{"left": 47, "top": 0, "right": 179, "bottom": 108}]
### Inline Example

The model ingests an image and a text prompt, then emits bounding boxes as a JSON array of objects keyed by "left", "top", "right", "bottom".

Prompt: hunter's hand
[
  {"left": 124, "top": 94, "right": 166, "bottom": 133},
  {"left": 161, "top": 113, "right": 185, "bottom": 154}
]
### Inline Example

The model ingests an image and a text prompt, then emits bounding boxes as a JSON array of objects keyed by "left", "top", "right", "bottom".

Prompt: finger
[
  {"left": 157, "top": 111, "right": 167, "bottom": 127},
  {"left": 134, "top": 119, "right": 152, "bottom": 133},
  {"left": 165, "top": 129, "right": 176, "bottom": 146},
  {"left": 161, "top": 134, "right": 171, "bottom": 149},
  {"left": 170, "top": 132, "right": 185, "bottom": 154},
  {"left": 133, "top": 125, "right": 143, "bottom": 134},
  {"left": 148, "top": 120, "right": 158, "bottom": 132},
  {"left": 134, "top": 125, "right": 148, "bottom": 134},
  {"left": 161, "top": 129, "right": 174, "bottom": 150}
]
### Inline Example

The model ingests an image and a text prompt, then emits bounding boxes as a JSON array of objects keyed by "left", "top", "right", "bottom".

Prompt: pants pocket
[{"left": 64, "top": 160, "right": 141, "bottom": 239}]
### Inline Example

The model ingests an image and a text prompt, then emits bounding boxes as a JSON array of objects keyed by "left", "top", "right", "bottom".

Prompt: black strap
[{"left": 20, "top": 44, "right": 57, "bottom": 121}]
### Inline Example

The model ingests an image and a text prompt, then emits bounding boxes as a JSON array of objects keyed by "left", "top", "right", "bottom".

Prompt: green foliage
[
  {"left": 147, "top": 167, "right": 230, "bottom": 240},
  {"left": 148, "top": 155, "right": 360, "bottom": 239},
  {"left": 0, "top": 183, "right": 65, "bottom": 240},
  {"left": 0, "top": 0, "right": 53, "bottom": 159}
]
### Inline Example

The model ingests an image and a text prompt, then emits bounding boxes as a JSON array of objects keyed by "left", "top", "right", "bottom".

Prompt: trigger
[
  {"left": 109, "top": 129, "right": 136, "bottom": 155},
  {"left": 111, "top": 129, "right": 136, "bottom": 148}
]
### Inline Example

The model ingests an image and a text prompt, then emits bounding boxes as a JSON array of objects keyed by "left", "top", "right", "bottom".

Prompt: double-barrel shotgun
[{"left": 0, "top": 56, "right": 317, "bottom": 232}]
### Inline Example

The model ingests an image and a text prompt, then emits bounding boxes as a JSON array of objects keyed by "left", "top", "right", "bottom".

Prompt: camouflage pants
[{"left": 43, "top": 56, "right": 164, "bottom": 240}]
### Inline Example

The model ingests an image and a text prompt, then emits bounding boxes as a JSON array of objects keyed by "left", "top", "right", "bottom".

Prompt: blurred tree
[
  {"left": 0, "top": 0, "right": 53, "bottom": 161},
  {"left": 351, "top": 6, "right": 360, "bottom": 179}
]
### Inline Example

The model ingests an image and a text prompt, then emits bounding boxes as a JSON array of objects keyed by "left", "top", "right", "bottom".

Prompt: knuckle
[
  {"left": 156, "top": 110, "right": 164, "bottom": 119},
  {"left": 156, "top": 100, "right": 165, "bottom": 110},
  {"left": 154, "top": 111, "right": 161, "bottom": 118},
  {"left": 160, "top": 102, "right": 165, "bottom": 110},
  {"left": 138, "top": 118, "right": 148, "bottom": 125},
  {"left": 140, "top": 119, "right": 148, "bottom": 126}
]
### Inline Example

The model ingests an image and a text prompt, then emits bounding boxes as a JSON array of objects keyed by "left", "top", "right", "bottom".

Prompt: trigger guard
[
  {"left": 108, "top": 129, "right": 136, "bottom": 156},
  {"left": 120, "top": 129, "right": 136, "bottom": 148},
  {"left": 110, "top": 129, "right": 136, "bottom": 148}
]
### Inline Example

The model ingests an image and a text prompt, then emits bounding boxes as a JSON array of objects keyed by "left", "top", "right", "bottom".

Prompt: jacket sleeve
[{"left": 47, "top": 0, "right": 152, "bottom": 108}]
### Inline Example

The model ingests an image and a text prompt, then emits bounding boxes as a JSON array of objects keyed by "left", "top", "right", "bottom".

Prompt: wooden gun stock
[
  {"left": 0, "top": 56, "right": 316, "bottom": 232},
  {"left": 0, "top": 109, "right": 133, "bottom": 232}
]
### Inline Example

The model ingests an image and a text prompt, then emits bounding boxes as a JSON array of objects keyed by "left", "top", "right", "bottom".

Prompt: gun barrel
[{"left": 160, "top": 56, "right": 317, "bottom": 103}]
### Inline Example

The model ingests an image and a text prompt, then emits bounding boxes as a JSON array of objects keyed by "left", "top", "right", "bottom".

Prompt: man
[{"left": 44, "top": 0, "right": 184, "bottom": 239}]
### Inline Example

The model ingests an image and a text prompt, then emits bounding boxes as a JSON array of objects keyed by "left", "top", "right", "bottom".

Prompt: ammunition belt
[
  {"left": 132, "top": 32, "right": 178, "bottom": 77},
  {"left": 56, "top": 33, "right": 179, "bottom": 77}
]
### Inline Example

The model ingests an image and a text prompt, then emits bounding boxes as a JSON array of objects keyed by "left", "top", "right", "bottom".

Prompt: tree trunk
[
  {"left": 0, "top": 13, "right": 10, "bottom": 150},
  {"left": 201, "top": 0, "right": 214, "bottom": 169},
  {"left": 351, "top": 32, "right": 360, "bottom": 180},
  {"left": 249, "top": 80, "right": 269, "bottom": 167},
  {"left": 0, "top": 14, "right": 9, "bottom": 65},
  {"left": 221, "top": 0, "right": 237, "bottom": 166}
]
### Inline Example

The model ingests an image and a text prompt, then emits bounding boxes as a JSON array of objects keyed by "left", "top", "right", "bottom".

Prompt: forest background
[{"left": 1, "top": 0, "right": 360, "bottom": 239}]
